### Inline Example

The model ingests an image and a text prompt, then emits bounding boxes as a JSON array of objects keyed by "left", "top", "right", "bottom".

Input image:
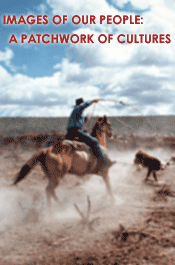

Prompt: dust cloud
[
  {"left": 0, "top": 146, "right": 175, "bottom": 264},
  {"left": 0, "top": 150, "right": 145, "bottom": 231},
  {"left": 0, "top": 148, "right": 173, "bottom": 233},
  {"left": 0, "top": 148, "right": 173, "bottom": 232}
]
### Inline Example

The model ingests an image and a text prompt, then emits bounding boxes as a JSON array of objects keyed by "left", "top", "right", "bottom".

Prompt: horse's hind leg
[{"left": 46, "top": 179, "right": 60, "bottom": 208}]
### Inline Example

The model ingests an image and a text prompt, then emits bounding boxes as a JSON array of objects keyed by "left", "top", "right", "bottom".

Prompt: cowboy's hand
[{"left": 93, "top": 99, "right": 100, "bottom": 103}]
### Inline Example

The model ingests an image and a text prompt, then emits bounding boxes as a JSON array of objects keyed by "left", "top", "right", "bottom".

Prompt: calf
[{"left": 134, "top": 150, "right": 161, "bottom": 182}]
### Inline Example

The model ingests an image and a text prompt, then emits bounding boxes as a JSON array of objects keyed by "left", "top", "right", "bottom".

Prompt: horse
[
  {"left": 13, "top": 115, "right": 116, "bottom": 206},
  {"left": 134, "top": 150, "right": 162, "bottom": 182}
]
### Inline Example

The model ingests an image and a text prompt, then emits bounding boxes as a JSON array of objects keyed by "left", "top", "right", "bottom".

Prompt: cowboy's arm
[{"left": 78, "top": 99, "right": 100, "bottom": 111}]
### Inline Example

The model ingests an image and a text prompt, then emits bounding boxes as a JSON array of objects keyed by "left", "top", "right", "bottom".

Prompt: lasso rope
[
  {"left": 83, "top": 98, "right": 161, "bottom": 134},
  {"left": 97, "top": 102, "right": 136, "bottom": 132},
  {"left": 98, "top": 99, "right": 161, "bottom": 133},
  {"left": 84, "top": 99, "right": 136, "bottom": 133}
]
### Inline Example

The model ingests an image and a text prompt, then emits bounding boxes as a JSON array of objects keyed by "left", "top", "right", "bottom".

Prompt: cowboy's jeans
[{"left": 65, "top": 128, "right": 107, "bottom": 169}]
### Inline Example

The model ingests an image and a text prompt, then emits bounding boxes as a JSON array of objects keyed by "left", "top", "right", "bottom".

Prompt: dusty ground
[{"left": 0, "top": 144, "right": 175, "bottom": 264}]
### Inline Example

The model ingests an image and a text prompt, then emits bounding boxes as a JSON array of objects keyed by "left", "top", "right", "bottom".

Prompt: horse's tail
[{"left": 13, "top": 150, "right": 44, "bottom": 185}]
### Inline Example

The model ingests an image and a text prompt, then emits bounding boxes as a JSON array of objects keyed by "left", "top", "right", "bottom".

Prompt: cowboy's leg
[
  {"left": 76, "top": 130, "right": 107, "bottom": 169},
  {"left": 65, "top": 128, "right": 77, "bottom": 140}
]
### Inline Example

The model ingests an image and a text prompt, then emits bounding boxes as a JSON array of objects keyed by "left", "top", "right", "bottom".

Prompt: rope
[
  {"left": 84, "top": 99, "right": 140, "bottom": 134},
  {"left": 97, "top": 102, "right": 136, "bottom": 132},
  {"left": 98, "top": 99, "right": 161, "bottom": 133},
  {"left": 118, "top": 101, "right": 161, "bottom": 132},
  {"left": 84, "top": 99, "right": 135, "bottom": 133},
  {"left": 83, "top": 98, "right": 160, "bottom": 135}
]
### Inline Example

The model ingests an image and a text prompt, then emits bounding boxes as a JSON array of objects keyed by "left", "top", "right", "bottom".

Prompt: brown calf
[{"left": 134, "top": 150, "right": 161, "bottom": 182}]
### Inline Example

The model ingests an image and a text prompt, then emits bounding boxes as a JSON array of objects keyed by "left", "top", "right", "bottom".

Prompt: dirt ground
[{"left": 0, "top": 144, "right": 175, "bottom": 264}]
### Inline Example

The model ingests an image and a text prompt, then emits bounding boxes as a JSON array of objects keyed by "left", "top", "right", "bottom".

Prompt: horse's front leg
[
  {"left": 153, "top": 170, "right": 158, "bottom": 182},
  {"left": 144, "top": 167, "right": 152, "bottom": 182},
  {"left": 100, "top": 169, "right": 115, "bottom": 203},
  {"left": 46, "top": 178, "right": 60, "bottom": 209}
]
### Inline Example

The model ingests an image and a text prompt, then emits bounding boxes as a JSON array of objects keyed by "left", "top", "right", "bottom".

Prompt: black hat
[{"left": 76, "top": 98, "right": 84, "bottom": 105}]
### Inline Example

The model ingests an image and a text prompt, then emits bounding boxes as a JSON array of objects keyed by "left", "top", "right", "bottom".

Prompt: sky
[{"left": 0, "top": 0, "right": 175, "bottom": 117}]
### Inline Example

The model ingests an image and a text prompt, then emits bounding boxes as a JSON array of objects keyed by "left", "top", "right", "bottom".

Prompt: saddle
[
  {"left": 61, "top": 140, "right": 96, "bottom": 173},
  {"left": 62, "top": 140, "right": 116, "bottom": 170},
  {"left": 61, "top": 140, "right": 92, "bottom": 157}
]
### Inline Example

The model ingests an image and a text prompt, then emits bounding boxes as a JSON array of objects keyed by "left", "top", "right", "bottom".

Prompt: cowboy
[{"left": 65, "top": 98, "right": 108, "bottom": 170}]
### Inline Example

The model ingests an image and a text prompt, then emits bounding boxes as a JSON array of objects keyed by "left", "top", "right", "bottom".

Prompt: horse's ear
[
  {"left": 96, "top": 117, "right": 102, "bottom": 123},
  {"left": 104, "top": 115, "right": 107, "bottom": 122}
]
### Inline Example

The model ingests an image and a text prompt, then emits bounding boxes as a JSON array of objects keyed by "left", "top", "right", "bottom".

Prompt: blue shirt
[{"left": 66, "top": 100, "right": 93, "bottom": 131}]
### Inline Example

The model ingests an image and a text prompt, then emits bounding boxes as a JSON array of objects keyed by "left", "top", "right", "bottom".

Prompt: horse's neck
[
  {"left": 61, "top": 154, "right": 73, "bottom": 171},
  {"left": 96, "top": 132, "right": 107, "bottom": 148}
]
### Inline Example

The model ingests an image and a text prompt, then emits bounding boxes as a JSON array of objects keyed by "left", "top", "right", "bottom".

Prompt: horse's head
[
  {"left": 91, "top": 115, "right": 113, "bottom": 138},
  {"left": 48, "top": 136, "right": 65, "bottom": 154}
]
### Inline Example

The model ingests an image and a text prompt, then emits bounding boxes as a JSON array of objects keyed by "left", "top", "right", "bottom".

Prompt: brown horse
[{"left": 13, "top": 116, "right": 116, "bottom": 205}]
